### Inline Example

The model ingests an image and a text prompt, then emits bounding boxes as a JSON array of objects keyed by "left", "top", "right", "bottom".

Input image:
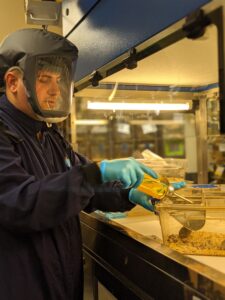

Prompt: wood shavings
[{"left": 167, "top": 231, "right": 225, "bottom": 256}]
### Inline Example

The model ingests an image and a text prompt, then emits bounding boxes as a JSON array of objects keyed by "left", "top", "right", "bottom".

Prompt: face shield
[
  {"left": 0, "top": 28, "right": 78, "bottom": 123},
  {"left": 23, "top": 55, "right": 75, "bottom": 123}
]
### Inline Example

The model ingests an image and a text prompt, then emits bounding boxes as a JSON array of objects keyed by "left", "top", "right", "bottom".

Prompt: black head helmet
[{"left": 0, "top": 28, "right": 78, "bottom": 123}]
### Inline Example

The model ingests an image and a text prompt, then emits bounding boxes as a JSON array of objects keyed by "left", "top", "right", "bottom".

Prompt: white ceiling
[{"left": 102, "top": 25, "right": 218, "bottom": 87}]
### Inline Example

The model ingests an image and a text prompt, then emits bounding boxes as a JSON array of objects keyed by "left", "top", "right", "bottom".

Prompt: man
[{"left": 0, "top": 28, "right": 169, "bottom": 300}]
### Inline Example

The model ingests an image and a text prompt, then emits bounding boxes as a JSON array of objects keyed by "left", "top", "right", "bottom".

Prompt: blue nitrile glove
[
  {"left": 95, "top": 211, "right": 127, "bottom": 220},
  {"left": 129, "top": 188, "right": 157, "bottom": 211},
  {"left": 171, "top": 181, "right": 186, "bottom": 190},
  {"left": 99, "top": 157, "right": 158, "bottom": 188},
  {"left": 128, "top": 181, "right": 186, "bottom": 211}
]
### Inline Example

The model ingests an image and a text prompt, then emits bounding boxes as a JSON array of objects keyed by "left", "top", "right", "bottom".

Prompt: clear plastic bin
[
  {"left": 156, "top": 186, "right": 225, "bottom": 256},
  {"left": 137, "top": 158, "right": 187, "bottom": 179}
]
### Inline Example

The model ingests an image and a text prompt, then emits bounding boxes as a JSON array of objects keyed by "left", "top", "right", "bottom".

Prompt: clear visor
[{"left": 34, "top": 56, "right": 72, "bottom": 117}]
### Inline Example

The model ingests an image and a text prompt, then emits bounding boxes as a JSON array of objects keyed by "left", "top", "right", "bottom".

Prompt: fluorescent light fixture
[
  {"left": 130, "top": 120, "right": 184, "bottom": 125},
  {"left": 75, "top": 119, "right": 108, "bottom": 125},
  {"left": 87, "top": 101, "right": 191, "bottom": 111}
]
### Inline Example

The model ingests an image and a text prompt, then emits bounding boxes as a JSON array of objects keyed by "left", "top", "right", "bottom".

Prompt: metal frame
[
  {"left": 195, "top": 97, "right": 209, "bottom": 183},
  {"left": 72, "top": 1, "right": 225, "bottom": 183},
  {"left": 74, "top": 1, "right": 225, "bottom": 136},
  {"left": 81, "top": 212, "right": 225, "bottom": 299}
]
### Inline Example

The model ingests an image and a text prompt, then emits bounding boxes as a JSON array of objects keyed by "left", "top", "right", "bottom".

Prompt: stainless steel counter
[
  {"left": 113, "top": 213, "right": 225, "bottom": 275},
  {"left": 80, "top": 210, "right": 225, "bottom": 299}
]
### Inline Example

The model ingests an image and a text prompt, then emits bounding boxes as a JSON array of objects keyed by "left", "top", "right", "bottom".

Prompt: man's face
[{"left": 35, "top": 70, "right": 62, "bottom": 110}]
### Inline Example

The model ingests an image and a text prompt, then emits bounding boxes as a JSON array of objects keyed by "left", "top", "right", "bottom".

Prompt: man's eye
[{"left": 38, "top": 77, "right": 51, "bottom": 83}]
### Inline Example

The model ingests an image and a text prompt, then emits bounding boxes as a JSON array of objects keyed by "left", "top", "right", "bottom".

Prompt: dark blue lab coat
[{"left": 0, "top": 95, "right": 133, "bottom": 300}]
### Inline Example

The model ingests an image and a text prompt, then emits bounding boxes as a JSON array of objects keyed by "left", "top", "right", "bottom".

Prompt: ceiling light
[
  {"left": 75, "top": 119, "right": 108, "bottom": 125},
  {"left": 87, "top": 101, "right": 191, "bottom": 111}
]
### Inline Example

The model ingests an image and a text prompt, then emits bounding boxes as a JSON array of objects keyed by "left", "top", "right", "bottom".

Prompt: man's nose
[{"left": 48, "top": 81, "right": 60, "bottom": 95}]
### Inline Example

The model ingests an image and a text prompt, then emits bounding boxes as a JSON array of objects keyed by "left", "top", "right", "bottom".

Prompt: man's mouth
[
  {"left": 46, "top": 99, "right": 56, "bottom": 104},
  {"left": 45, "top": 100, "right": 57, "bottom": 109}
]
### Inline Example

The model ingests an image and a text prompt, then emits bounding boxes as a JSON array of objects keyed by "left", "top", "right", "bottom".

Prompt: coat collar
[{"left": 0, "top": 95, "right": 50, "bottom": 134}]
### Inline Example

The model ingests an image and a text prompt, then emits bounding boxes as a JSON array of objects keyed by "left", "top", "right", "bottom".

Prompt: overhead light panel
[
  {"left": 87, "top": 101, "right": 191, "bottom": 111},
  {"left": 75, "top": 119, "right": 108, "bottom": 125}
]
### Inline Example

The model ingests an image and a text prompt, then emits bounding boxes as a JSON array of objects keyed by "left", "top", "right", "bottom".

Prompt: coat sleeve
[
  {"left": 70, "top": 152, "right": 135, "bottom": 213},
  {"left": 84, "top": 182, "right": 135, "bottom": 212},
  {"left": 0, "top": 130, "right": 102, "bottom": 233}
]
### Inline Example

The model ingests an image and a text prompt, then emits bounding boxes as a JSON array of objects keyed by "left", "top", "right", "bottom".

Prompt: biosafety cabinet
[{"left": 62, "top": 1, "right": 225, "bottom": 299}]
